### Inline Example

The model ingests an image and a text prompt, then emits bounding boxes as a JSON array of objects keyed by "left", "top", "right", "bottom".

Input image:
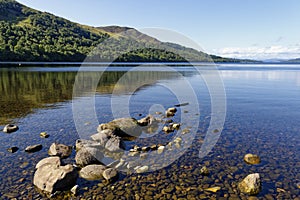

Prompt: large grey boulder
[
  {"left": 75, "top": 146, "right": 104, "bottom": 167},
  {"left": 79, "top": 164, "right": 107, "bottom": 181},
  {"left": 33, "top": 163, "right": 78, "bottom": 193},
  {"left": 238, "top": 173, "right": 261, "bottom": 195},
  {"left": 48, "top": 143, "right": 72, "bottom": 159}
]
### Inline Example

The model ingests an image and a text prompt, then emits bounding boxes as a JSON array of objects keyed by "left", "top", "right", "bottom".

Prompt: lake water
[{"left": 0, "top": 64, "right": 299, "bottom": 199}]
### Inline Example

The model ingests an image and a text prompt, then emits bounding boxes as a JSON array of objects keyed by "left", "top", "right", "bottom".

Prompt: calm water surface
[{"left": 0, "top": 64, "right": 299, "bottom": 199}]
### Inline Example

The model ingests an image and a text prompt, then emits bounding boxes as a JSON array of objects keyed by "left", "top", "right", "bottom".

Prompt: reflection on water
[{"left": 0, "top": 67, "right": 195, "bottom": 124}]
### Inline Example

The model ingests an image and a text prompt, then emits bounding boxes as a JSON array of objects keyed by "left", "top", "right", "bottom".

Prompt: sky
[{"left": 17, "top": 0, "right": 300, "bottom": 60}]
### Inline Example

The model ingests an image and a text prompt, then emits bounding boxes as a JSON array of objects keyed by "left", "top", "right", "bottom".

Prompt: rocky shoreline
[{"left": 2, "top": 105, "right": 298, "bottom": 199}]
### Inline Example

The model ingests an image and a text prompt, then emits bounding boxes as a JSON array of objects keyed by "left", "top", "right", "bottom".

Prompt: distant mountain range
[{"left": 0, "top": 0, "right": 296, "bottom": 64}]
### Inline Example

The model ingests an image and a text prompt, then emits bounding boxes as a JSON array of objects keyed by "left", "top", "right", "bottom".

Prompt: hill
[{"left": 0, "top": 0, "right": 249, "bottom": 63}]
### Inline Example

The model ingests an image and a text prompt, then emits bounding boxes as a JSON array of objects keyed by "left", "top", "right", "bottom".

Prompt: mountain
[
  {"left": 0, "top": 0, "right": 249, "bottom": 63},
  {"left": 286, "top": 58, "right": 300, "bottom": 63}
]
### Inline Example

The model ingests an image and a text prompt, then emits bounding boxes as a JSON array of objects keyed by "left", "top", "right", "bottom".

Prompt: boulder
[
  {"left": 105, "top": 136, "right": 125, "bottom": 152},
  {"left": 238, "top": 173, "right": 261, "bottom": 195},
  {"left": 103, "top": 168, "right": 118, "bottom": 181},
  {"left": 33, "top": 163, "right": 78, "bottom": 193},
  {"left": 25, "top": 144, "right": 42, "bottom": 153},
  {"left": 244, "top": 154, "right": 261, "bottom": 165},
  {"left": 48, "top": 143, "right": 72, "bottom": 158},
  {"left": 35, "top": 156, "right": 61, "bottom": 169},
  {"left": 79, "top": 164, "right": 107, "bottom": 180},
  {"left": 90, "top": 131, "right": 109, "bottom": 146},
  {"left": 75, "top": 146, "right": 104, "bottom": 167},
  {"left": 98, "top": 118, "right": 142, "bottom": 140},
  {"left": 3, "top": 124, "right": 19, "bottom": 133}
]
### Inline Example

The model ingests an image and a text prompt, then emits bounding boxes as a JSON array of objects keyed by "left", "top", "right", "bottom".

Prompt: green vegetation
[{"left": 0, "top": 0, "right": 253, "bottom": 63}]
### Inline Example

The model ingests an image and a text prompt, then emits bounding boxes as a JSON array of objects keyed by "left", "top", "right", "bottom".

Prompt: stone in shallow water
[
  {"left": 244, "top": 153, "right": 261, "bottom": 165},
  {"left": 75, "top": 146, "right": 104, "bottom": 167},
  {"left": 200, "top": 166, "right": 210, "bottom": 176},
  {"left": 98, "top": 118, "right": 142, "bottom": 139},
  {"left": 103, "top": 168, "right": 118, "bottom": 181},
  {"left": 40, "top": 132, "right": 49, "bottom": 138},
  {"left": 3, "top": 124, "right": 19, "bottom": 133},
  {"left": 157, "top": 146, "right": 165, "bottom": 154},
  {"left": 48, "top": 143, "right": 72, "bottom": 158},
  {"left": 33, "top": 163, "right": 78, "bottom": 193},
  {"left": 35, "top": 156, "right": 61, "bottom": 169},
  {"left": 136, "top": 166, "right": 149, "bottom": 173},
  {"left": 7, "top": 146, "right": 19, "bottom": 153},
  {"left": 238, "top": 173, "right": 261, "bottom": 195},
  {"left": 25, "top": 144, "right": 42, "bottom": 153},
  {"left": 79, "top": 164, "right": 107, "bottom": 180},
  {"left": 70, "top": 185, "right": 79, "bottom": 195},
  {"left": 204, "top": 186, "right": 221, "bottom": 193}
]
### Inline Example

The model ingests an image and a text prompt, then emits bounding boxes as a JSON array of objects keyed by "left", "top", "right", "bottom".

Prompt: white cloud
[{"left": 211, "top": 45, "right": 300, "bottom": 60}]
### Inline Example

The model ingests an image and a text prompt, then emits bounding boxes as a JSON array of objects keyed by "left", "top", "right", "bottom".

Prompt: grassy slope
[{"left": 0, "top": 0, "right": 252, "bottom": 63}]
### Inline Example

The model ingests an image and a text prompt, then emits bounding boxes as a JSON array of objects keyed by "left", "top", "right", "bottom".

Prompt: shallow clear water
[{"left": 0, "top": 64, "right": 299, "bottom": 199}]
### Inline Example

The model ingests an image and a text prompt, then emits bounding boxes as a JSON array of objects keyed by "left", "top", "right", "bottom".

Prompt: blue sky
[{"left": 17, "top": 0, "right": 300, "bottom": 60}]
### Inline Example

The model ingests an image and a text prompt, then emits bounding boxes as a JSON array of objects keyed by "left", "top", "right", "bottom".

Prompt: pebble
[
  {"left": 71, "top": 185, "right": 79, "bottom": 195},
  {"left": 204, "top": 186, "right": 221, "bottom": 193},
  {"left": 40, "top": 132, "right": 49, "bottom": 138},
  {"left": 157, "top": 146, "right": 165, "bottom": 154},
  {"left": 136, "top": 166, "right": 149, "bottom": 173},
  {"left": 7, "top": 146, "right": 19, "bottom": 153}
]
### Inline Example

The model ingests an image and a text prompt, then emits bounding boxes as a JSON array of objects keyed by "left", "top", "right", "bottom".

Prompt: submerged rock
[
  {"left": 33, "top": 163, "right": 78, "bottom": 193},
  {"left": 238, "top": 173, "right": 261, "bottom": 195},
  {"left": 3, "top": 124, "right": 19, "bottom": 133},
  {"left": 79, "top": 164, "right": 107, "bottom": 180},
  {"left": 48, "top": 143, "right": 72, "bottom": 158},
  {"left": 244, "top": 153, "right": 261, "bottom": 165},
  {"left": 25, "top": 144, "right": 42, "bottom": 153}
]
